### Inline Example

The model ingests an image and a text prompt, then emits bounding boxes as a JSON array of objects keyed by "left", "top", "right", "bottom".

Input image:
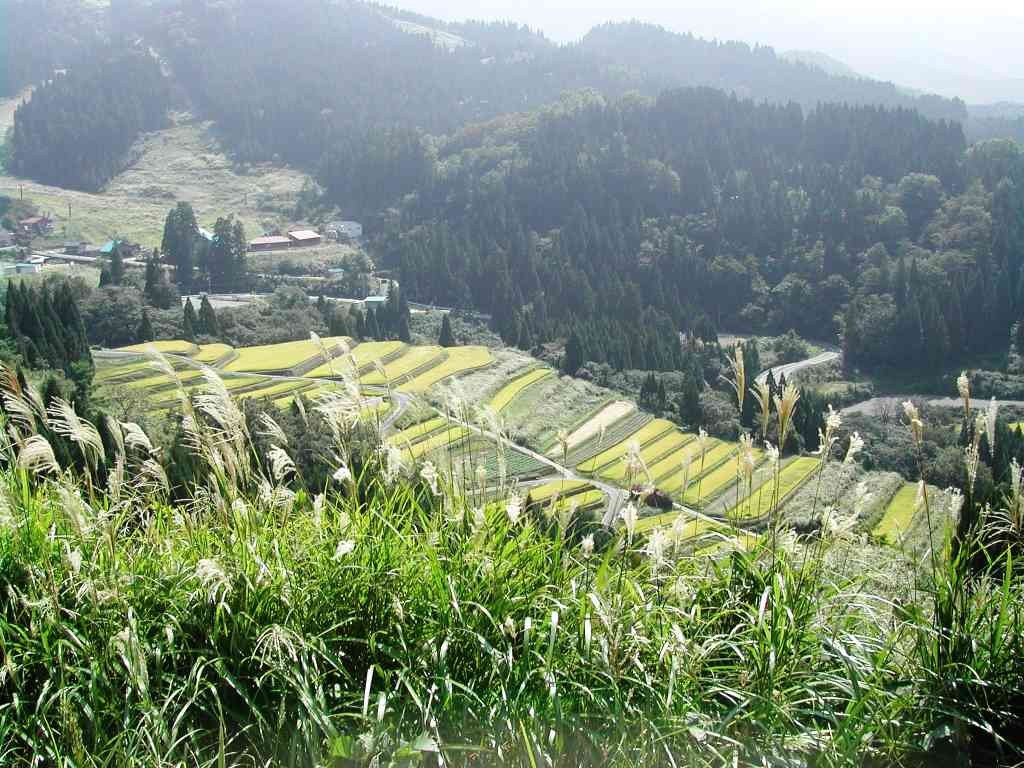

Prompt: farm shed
[
  {"left": 249, "top": 235, "right": 292, "bottom": 252},
  {"left": 288, "top": 230, "right": 322, "bottom": 247}
]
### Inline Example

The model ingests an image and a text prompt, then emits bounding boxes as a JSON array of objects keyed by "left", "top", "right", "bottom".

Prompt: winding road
[
  {"left": 841, "top": 395, "right": 1024, "bottom": 416},
  {"left": 755, "top": 350, "right": 840, "bottom": 385}
]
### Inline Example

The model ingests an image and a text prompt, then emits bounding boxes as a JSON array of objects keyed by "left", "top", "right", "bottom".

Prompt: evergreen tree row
[{"left": 3, "top": 280, "right": 93, "bottom": 391}]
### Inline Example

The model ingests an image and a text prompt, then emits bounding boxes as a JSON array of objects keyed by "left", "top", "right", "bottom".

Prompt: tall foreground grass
[{"left": 0, "top": 358, "right": 1021, "bottom": 766}]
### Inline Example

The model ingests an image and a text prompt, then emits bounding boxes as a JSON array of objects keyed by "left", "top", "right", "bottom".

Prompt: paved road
[
  {"left": 755, "top": 350, "right": 840, "bottom": 385},
  {"left": 34, "top": 249, "right": 162, "bottom": 270},
  {"left": 841, "top": 395, "right": 1024, "bottom": 416}
]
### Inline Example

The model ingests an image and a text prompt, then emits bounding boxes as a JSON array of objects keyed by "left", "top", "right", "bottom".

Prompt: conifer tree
[
  {"left": 182, "top": 297, "right": 197, "bottom": 341},
  {"left": 351, "top": 308, "right": 366, "bottom": 339},
  {"left": 562, "top": 329, "right": 583, "bottom": 374},
  {"left": 108, "top": 242, "right": 125, "bottom": 286},
  {"left": 162, "top": 202, "right": 198, "bottom": 289},
  {"left": 365, "top": 307, "right": 381, "bottom": 340},
  {"left": 197, "top": 295, "right": 219, "bottom": 337},
  {"left": 438, "top": 314, "right": 455, "bottom": 347},
  {"left": 137, "top": 311, "right": 154, "bottom": 343}
]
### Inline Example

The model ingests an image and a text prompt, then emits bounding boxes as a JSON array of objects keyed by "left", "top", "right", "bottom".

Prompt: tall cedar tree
[
  {"left": 137, "top": 311, "right": 154, "bottom": 343},
  {"left": 182, "top": 298, "right": 197, "bottom": 341},
  {"left": 197, "top": 296, "right": 219, "bottom": 337},
  {"left": 162, "top": 202, "right": 199, "bottom": 289},
  {"left": 438, "top": 314, "right": 455, "bottom": 347}
]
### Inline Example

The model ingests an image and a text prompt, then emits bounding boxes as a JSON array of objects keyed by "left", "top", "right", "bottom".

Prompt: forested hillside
[
  {"left": 140, "top": 0, "right": 644, "bottom": 168},
  {"left": 6, "top": 50, "right": 170, "bottom": 190},
  {"left": 6, "top": 0, "right": 977, "bottom": 193},
  {"left": 0, "top": 0, "right": 104, "bottom": 98},
  {"left": 372, "top": 89, "right": 1022, "bottom": 375},
  {"left": 579, "top": 22, "right": 968, "bottom": 125}
]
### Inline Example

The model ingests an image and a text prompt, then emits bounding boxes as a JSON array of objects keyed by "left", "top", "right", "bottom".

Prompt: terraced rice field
[
  {"left": 489, "top": 368, "right": 553, "bottom": 412},
  {"left": 577, "top": 419, "right": 676, "bottom": 474},
  {"left": 223, "top": 336, "right": 350, "bottom": 374},
  {"left": 660, "top": 442, "right": 737, "bottom": 495},
  {"left": 678, "top": 450, "right": 757, "bottom": 508},
  {"left": 121, "top": 340, "right": 198, "bottom": 355},
  {"left": 563, "top": 401, "right": 636, "bottom": 451},
  {"left": 451, "top": 441, "right": 550, "bottom": 484},
  {"left": 647, "top": 438, "right": 720, "bottom": 486},
  {"left": 598, "top": 430, "right": 693, "bottom": 483},
  {"left": 564, "top": 411, "right": 653, "bottom": 468},
  {"left": 303, "top": 341, "right": 405, "bottom": 378},
  {"left": 872, "top": 482, "right": 921, "bottom": 544},
  {"left": 126, "top": 370, "right": 205, "bottom": 390},
  {"left": 236, "top": 380, "right": 314, "bottom": 401},
  {"left": 223, "top": 376, "right": 271, "bottom": 391},
  {"left": 95, "top": 360, "right": 167, "bottom": 382},
  {"left": 388, "top": 417, "right": 449, "bottom": 447},
  {"left": 400, "top": 347, "right": 493, "bottom": 392},
  {"left": 361, "top": 346, "right": 443, "bottom": 386},
  {"left": 635, "top": 508, "right": 731, "bottom": 538},
  {"left": 146, "top": 375, "right": 270, "bottom": 408},
  {"left": 547, "top": 489, "right": 606, "bottom": 515},
  {"left": 406, "top": 427, "right": 470, "bottom": 460},
  {"left": 526, "top": 479, "right": 590, "bottom": 504},
  {"left": 724, "top": 457, "right": 819, "bottom": 522},
  {"left": 193, "top": 343, "right": 235, "bottom": 364},
  {"left": 273, "top": 382, "right": 346, "bottom": 408}
]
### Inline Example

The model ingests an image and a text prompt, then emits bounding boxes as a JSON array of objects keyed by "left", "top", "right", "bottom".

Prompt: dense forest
[
  {"left": 0, "top": 0, "right": 104, "bottom": 98},
  {"left": 367, "top": 89, "right": 1017, "bottom": 374},
  {"left": 6, "top": 50, "right": 169, "bottom": 190}
]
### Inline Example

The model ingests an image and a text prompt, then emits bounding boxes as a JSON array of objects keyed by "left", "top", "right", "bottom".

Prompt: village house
[{"left": 18, "top": 215, "right": 53, "bottom": 236}]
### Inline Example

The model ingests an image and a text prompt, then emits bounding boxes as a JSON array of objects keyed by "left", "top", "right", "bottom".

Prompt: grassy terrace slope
[{"left": 0, "top": 109, "right": 309, "bottom": 247}]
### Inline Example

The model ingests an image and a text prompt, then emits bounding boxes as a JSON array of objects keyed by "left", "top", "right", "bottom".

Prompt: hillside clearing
[{"left": 0, "top": 113, "right": 309, "bottom": 247}]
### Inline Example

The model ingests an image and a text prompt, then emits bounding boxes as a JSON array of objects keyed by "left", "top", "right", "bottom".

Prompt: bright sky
[{"left": 398, "top": 0, "right": 1024, "bottom": 102}]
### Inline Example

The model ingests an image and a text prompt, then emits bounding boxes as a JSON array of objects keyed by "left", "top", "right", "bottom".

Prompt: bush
[{"left": 771, "top": 329, "right": 810, "bottom": 365}]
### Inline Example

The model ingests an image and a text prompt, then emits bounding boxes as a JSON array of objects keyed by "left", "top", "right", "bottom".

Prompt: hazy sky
[{"left": 397, "top": 0, "right": 1024, "bottom": 102}]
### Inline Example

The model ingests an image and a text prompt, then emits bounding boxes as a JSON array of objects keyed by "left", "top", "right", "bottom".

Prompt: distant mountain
[
  {"left": 578, "top": 22, "right": 967, "bottom": 125},
  {"left": 781, "top": 50, "right": 862, "bottom": 80},
  {"left": 968, "top": 102, "right": 1024, "bottom": 144}
]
